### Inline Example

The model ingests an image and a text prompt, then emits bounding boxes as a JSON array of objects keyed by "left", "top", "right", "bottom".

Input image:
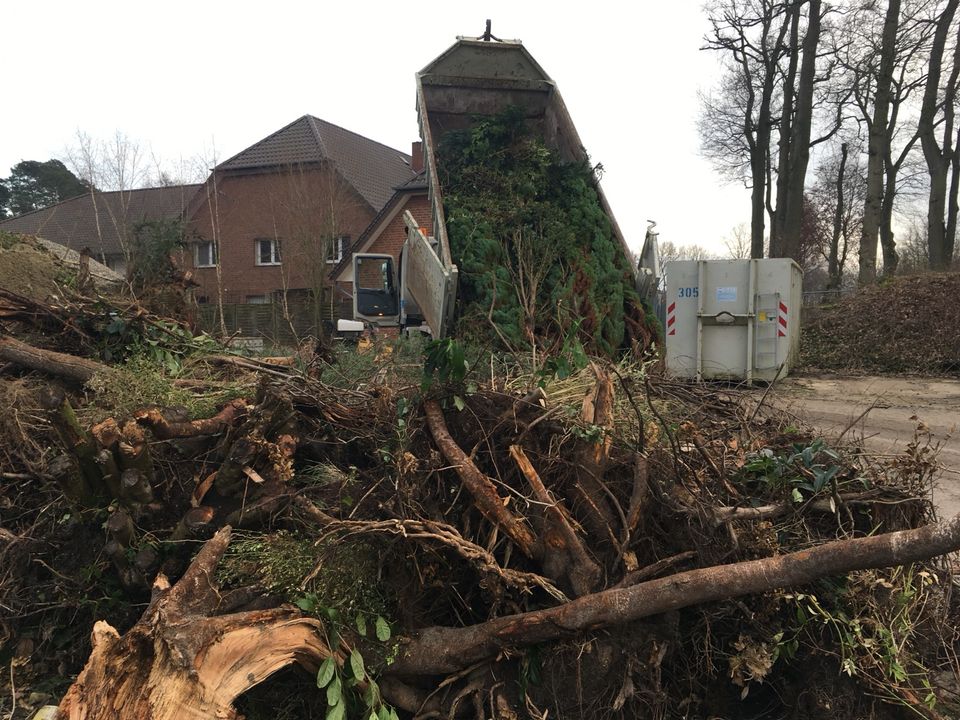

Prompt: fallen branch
[
  {"left": 387, "top": 513, "right": 960, "bottom": 675},
  {"left": 133, "top": 399, "right": 250, "bottom": 439},
  {"left": 0, "top": 334, "right": 109, "bottom": 383},
  {"left": 510, "top": 444, "right": 600, "bottom": 596},
  {"left": 424, "top": 399, "right": 539, "bottom": 558},
  {"left": 711, "top": 491, "right": 891, "bottom": 526}
]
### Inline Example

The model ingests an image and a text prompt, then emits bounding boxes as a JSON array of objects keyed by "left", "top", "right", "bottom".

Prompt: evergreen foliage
[
  {"left": 128, "top": 218, "right": 188, "bottom": 289},
  {"left": 437, "top": 107, "right": 642, "bottom": 357},
  {"left": 0, "top": 159, "right": 89, "bottom": 217}
]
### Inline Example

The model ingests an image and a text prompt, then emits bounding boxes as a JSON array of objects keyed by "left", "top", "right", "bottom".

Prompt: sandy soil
[{"left": 769, "top": 375, "right": 960, "bottom": 517}]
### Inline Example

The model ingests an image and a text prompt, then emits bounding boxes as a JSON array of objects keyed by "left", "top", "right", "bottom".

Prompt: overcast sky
[{"left": 2, "top": 1, "right": 750, "bottom": 256}]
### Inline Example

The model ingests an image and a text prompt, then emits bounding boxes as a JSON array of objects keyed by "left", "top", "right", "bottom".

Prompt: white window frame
[
  {"left": 255, "top": 238, "right": 281, "bottom": 266},
  {"left": 327, "top": 235, "right": 349, "bottom": 264},
  {"left": 194, "top": 240, "right": 217, "bottom": 268}
]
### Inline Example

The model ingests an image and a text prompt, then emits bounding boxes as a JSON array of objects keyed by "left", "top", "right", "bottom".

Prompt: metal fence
[
  {"left": 801, "top": 288, "right": 855, "bottom": 306},
  {"left": 196, "top": 299, "right": 342, "bottom": 347}
]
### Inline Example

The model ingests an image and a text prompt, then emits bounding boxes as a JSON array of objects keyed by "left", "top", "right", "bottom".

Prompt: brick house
[
  {"left": 184, "top": 116, "right": 417, "bottom": 321},
  {"left": 0, "top": 185, "right": 199, "bottom": 275}
]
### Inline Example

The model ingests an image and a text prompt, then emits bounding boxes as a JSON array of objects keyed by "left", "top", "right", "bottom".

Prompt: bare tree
[
  {"left": 918, "top": 0, "right": 960, "bottom": 269},
  {"left": 723, "top": 223, "right": 753, "bottom": 258},
  {"left": 840, "top": 0, "right": 937, "bottom": 283},
  {"left": 769, "top": 0, "right": 829, "bottom": 262},
  {"left": 809, "top": 139, "right": 866, "bottom": 287},
  {"left": 64, "top": 130, "right": 151, "bottom": 274},
  {"left": 702, "top": 0, "right": 793, "bottom": 258}
]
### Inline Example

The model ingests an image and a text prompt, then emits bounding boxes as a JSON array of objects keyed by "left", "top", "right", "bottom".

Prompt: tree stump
[{"left": 57, "top": 527, "right": 332, "bottom": 720}]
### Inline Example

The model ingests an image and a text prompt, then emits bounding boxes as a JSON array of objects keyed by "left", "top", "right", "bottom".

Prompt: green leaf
[
  {"left": 326, "top": 699, "right": 346, "bottom": 720},
  {"left": 356, "top": 614, "right": 368, "bottom": 637},
  {"left": 316, "top": 657, "right": 336, "bottom": 688},
  {"left": 296, "top": 592, "right": 319, "bottom": 613},
  {"left": 375, "top": 615, "right": 391, "bottom": 642},
  {"left": 350, "top": 648, "right": 366, "bottom": 681},
  {"left": 377, "top": 708, "right": 391, "bottom": 720},
  {"left": 453, "top": 395, "right": 466, "bottom": 411},
  {"left": 363, "top": 678, "right": 380, "bottom": 707},
  {"left": 327, "top": 674, "right": 342, "bottom": 706},
  {"left": 791, "top": 488, "right": 803, "bottom": 503}
]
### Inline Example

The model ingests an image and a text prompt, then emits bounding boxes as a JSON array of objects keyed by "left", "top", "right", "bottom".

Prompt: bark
[
  {"left": 0, "top": 334, "right": 109, "bottom": 383},
  {"left": 779, "top": 0, "right": 822, "bottom": 262},
  {"left": 424, "top": 399, "right": 539, "bottom": 558},
  {"left": 572, "top": 368, "right": 618, "bottom": 546},
  {"left": 828, "top": 142, "right": 849, "bottom": 288},
  {"left": 388, "top": 512, "right": 960, "bottom": 676},
  {"left": 57, "top": 527, "right": 334, "bottom": 720},
  {"left": 859, "top": 0, "right": 900, "bottom": 285},
  {"left": 771, "top": 1, "right": 802, "bottom": 258},
  {"left": 919, "top": 0, "right": 960, "bottom": 270},
  {"left": 41, "top": 389, "right": 99, "bottom": 503},
  {"left": 133, "top": 398, "right": 249, "bottom": 439},
  {"left": 509, "top": 444, "right": 600, "bottom": 597}
]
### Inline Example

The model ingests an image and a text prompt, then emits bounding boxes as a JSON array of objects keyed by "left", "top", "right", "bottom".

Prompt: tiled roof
[
  {"left": 0, "top": 185, "right": 200, "bottom": 259},
  {"left": 329, "top": 173, "right": 427, "bottom": 280},
  {"left": 217, "top": 115, "right": 415, "bottom": 211}
]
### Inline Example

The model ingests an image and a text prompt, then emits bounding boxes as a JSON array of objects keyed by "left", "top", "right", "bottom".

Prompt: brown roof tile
[
  {"left": 0, "top": 185, "right": 200, "bottom": 259},
  {"left": 217, "top": 115, "right": 415, "bottom": 211}
]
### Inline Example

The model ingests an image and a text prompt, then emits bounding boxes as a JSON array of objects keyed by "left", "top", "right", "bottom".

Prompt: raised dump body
[{"left": 350, "top": 35, "right": 639, "bottom": 338}]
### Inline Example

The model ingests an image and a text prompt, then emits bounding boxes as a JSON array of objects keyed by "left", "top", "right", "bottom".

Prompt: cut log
[
  {"left": 0, "top": 334, "right": 109, "bottom": 383},
  {"left": 387, "top": 513, "right": 960, "bottom": 675},
  {"left": 57, "top": 527, "right": 333, "bottom": 720}
]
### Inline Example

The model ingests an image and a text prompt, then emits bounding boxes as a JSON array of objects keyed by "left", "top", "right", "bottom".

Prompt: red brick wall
[
  {"left": 182, "top": 165, "right": 375, "bottom": 304},
  {"left": 364, "top": 192, "right": 432, "bottom": 261}
]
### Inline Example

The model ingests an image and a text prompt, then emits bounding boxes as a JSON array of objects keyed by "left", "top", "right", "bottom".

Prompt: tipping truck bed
[{"left": 405, "top": 35, "right": 639, "bottom": 337}]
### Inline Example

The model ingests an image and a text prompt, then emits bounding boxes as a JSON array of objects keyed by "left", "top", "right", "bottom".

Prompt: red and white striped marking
[
  {"left": 666, "top": 302, "right": 676, "bottom": 336},
  {"left": 778, "top": 301, "right": 788, "bottom": 337}
]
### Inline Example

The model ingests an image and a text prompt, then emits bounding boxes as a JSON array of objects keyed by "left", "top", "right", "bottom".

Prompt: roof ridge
[
  {"left": 0, "top": 183, "right": 200, "bottom": 225},
  {"left": 215, "top": 115, "right": 318, "bottom": 169},
  {"left": 306, "top": 116, "right": 329, "bottom": 160},
  {"left": 307, "top": 115, "right": 411, "bottom": 159}
]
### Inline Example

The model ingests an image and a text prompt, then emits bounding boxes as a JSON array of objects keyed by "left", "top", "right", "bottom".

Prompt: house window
[
  {"left": 255, "top": 238, "right": 281, "bottom": 266},
  {"left": 194, "top": 241, "right": 217, "bottom": 268},
  {"left": 246, "top": 295, "right": 270, "bottom": 304},
  {"left": 327, "top": 235, "right": 349, "bottom": 264}
]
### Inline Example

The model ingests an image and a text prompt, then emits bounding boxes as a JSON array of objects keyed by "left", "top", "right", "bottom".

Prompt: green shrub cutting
[{"left": 438, "top": 107, "right": 653, "bottom": 358}]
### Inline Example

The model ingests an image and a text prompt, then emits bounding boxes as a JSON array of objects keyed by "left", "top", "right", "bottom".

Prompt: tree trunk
[
  {"left": 780, "top": 0, "right": 822, "bottom": 263},
  {"left": 0, "top": 334, "right": 109, "bottom": 383},
  {"left": 919, "top": 0, "right": 960, "bottom": 271},
  {"left": 828, "top": 142, "right": 849, "bottom": 288},
  {"left": 880, "top": 161, "right": 900, "bottom": 276},
  {"left": 859, "top": 0, "right": 900, "bottom": 285},
  {"left": 57, "top": 528, "right": 333, "bottom": 720},
  {"left": 771, "top": 1, "right": 801, "bottom": 257},
  {"left": 389, "top": 512, "right": 960, "bottom": 676}
]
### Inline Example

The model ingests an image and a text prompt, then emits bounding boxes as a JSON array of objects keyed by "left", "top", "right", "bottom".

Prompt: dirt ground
[{"left": 769, "top": 374, "right": 960, "bottom": 517}]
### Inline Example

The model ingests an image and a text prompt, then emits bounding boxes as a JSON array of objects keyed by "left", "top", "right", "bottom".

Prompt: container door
[
  {"left": 753, "top": 293, "right": 780, "bottom": 371},
  {"left": 700, "top": 262, "right": 751, "bottom": 380},
  {"left": 352, "top": 254, "right": 400, "bottom": 325}
]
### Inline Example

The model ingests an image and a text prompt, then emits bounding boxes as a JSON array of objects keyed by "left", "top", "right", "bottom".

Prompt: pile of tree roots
[{"left": 2, "top": 285, "right": 960, "bottom": 720}]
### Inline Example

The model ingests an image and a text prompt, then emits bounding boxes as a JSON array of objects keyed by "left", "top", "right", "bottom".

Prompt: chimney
[{"left": 411, "top": 141, "right": 424, "bottom": 174}]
